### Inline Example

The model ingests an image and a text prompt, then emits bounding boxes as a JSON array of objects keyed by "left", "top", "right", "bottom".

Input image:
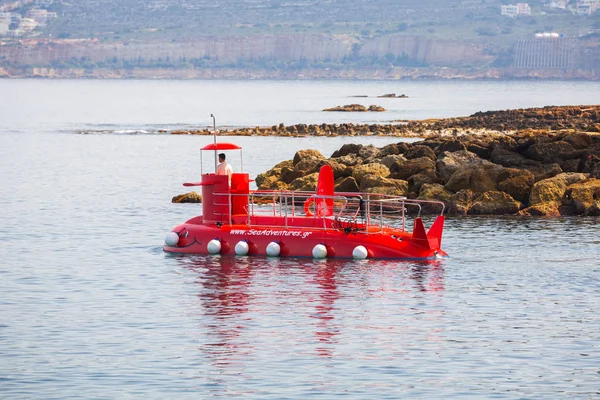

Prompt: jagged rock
[
  {"left": 525, "top": 140, "right": 577, "bottom": 163},
  {"left": 437, "top": 140, "right": 467, "bottom": 154},
  {"left": 523, "top": 163, "right": 563, "bottom": 182},
  {"left": 360, "top": 175, "right": 407, "bottom": 191},
  {"left": 491, "top": 148, "right": 539, "bottom": 168},
  {"left": 418, "top": 183, "right": 454, "bottom": 213},
  {"left": 591, "top": 163, "right": 600, "bottom": 179},
  {"left": 445, "top": 164, "right": 504, "bottom": 194},
  {"left": 394, "top": 142, "right": 411, "bottom": 154},
  {"left": 563, "top": 178, "right": 600, "bottom": 214},
  {"left": 380, "top": 154, "right": 407, "bottom": 168},
  {"left": 331, "top": 143, "right": 362, "bottom": 158},
  {"left": 563, "top": 132, "right": 593, "bottom": 150},
  {"left": 497, "top": 168, "right": 536, "bottom": 204},
  {"left": 518, "top": 202, "right": 561, "bottom": 217},
  {"left": 529, "top": 172, "right": 588, "bottom": 206},
  {"left": 358, "top": 144, "right": 381, "bottom": 160},
  {"left": 352, "top": 163, "right": 389, "bottom": 182},
  {"left": 280, "top": 166, "right": 300, "bottom": 184},
  {"left": 334, "top": 176, "right": 360, "bottom": 192},
  {"left": 560, "top": 158, "right": 581, "bottom": 173},
  {"left": 368, "top": 105, "right": 386, "bottom": 112},
  {"left": 290, "top": 172, "right": 320, "bottom": 191},
  {"left": 293, "top": 149, "right": 325, "bottom": 165},
  {"left": 255, "top": 159, "right": 293, "bottom": 188},
  {"left": 317, "top": 159, "right": 352, "bottom": 179},
  {"left": 581, "top": 154, "right": 600, "bottom": 174},
  {"left": 379, "top": 143, "right": 401, "bottom": 156},
  {"left": 363, "top": 185, "right": 407, "bottom": 197},
  {"left": 172, "top": 192, "right": 202, "bottom": 203},
  {"left": 404, "top": 145, "right": 436, "bottom": 161},
  {"left": 436, "top": 150, "right": 488, "bottom": 183},
  {"left": 332, "top": 153, "right": 364, "bottom": 167},
  {"left": 448, "top": 189, "right": 476, "bottom": 215},
  {"left": 408, "top": 170, "right": 440, "bottom": 193},
  {"left": 466, "top": 143, "right": 492, "bottom": 159},
  {"left": 294, "top": 156, "right": 323, "bottom": 174},
  {"left": 468, "top": 191, "right": 521, "bottom": 215},
  {"left": 492, "top": 135, "right": 518, "bottom": 152},
  {"left": 389, "top": 157, "right": 436, "bottom": 180},
  {"left": 584, "top": 201, "right": 600, "bottom": 216},
  {"left": 257, "top": 175, "right": 290, "bottom": 190}
]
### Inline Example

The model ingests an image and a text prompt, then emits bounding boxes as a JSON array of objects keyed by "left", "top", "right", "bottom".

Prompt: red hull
[{"left": 164, "top": 214, "right": 447, "bottom": 260}]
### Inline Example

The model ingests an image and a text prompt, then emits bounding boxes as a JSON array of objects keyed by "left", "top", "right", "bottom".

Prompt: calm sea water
[{"left": 1, "top": 80, "right": 600, "bottom": 399}]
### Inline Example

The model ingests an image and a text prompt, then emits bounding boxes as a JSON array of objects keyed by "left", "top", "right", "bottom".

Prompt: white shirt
[{"left": 217, "top": 161, "right": 233, "bottom": 182}]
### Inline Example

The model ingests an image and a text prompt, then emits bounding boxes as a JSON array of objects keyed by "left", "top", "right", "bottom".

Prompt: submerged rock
[{"left": 172, "top": 192, "right": 202, "bottom": 203}]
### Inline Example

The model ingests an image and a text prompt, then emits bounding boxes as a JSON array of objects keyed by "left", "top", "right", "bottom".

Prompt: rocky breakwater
[
  {"left": 255, "top": 130, "right": 600, "bottom": 216},
  {"left": 170, "top": 105, "right": 600, "bottom": 138}
]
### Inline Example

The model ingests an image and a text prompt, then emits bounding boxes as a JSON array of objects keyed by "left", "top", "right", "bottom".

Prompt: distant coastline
[{"left": 1, "top": 66, "right": 600, "bottom": 81}]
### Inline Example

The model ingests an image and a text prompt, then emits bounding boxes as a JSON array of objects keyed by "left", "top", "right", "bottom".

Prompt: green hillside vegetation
[{"left": 13, "top": 0, "right": 598, "bottom": 42}]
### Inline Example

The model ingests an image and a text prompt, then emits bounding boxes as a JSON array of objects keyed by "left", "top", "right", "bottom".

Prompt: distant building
[
  {"left": 1, "top": 2, "right": 21, "bottom": 13},
  {"left": 0, "top": 13, "right": 11, "bottom": 35},
  {"left": 535, "top": 32, "right": 560, "bottom": 37},
  {"left": 19, "top": 17, "right": 38, "bottom": 32},
  {"left": 517, "top": 3, "right": 532, "bottom": 14},
  {"left": 576, "top": 0, "right": 600, "bottom": 14},
  {"left": 547, "top": 0, "right": 569, "bottom": 9},
  {"left": 27, "top": 8, "right": 56, "bottom": 25},
  {"left": 502, "top": 3, "right": 532, "bottom": 17}
]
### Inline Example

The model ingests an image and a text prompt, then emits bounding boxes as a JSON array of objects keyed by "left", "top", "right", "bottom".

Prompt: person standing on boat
[{"left": 217, "top": 153, "right": 233, "bottom": 184}]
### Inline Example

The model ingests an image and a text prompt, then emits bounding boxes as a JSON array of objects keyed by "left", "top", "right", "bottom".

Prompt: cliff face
[
  {"left": 359, "top": 35, "right": 493, "bottom": 67},
  {"left": 1, "top": 34, "right": 598, "bottom": 79},
  {"left": 0, "top": 34, "right": 487, "bottom": 66}
]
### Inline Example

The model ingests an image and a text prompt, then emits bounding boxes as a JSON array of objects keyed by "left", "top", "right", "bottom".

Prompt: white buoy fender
[
  {"left": 165, "top": 231, "right": 180, "bottom": 247},
  {"left": 312, "top": 244, "right": 328, "bottom": 259},
  {"left": 235, "top": 240, "right": 249, "bottom": 256},
  {"left": 207, "top": 239, "right": 221, "bottom": 254},
  {"left": 266, "top": 242, "right": 281, "bottom": 257},
  {"left": 352, "top": 245, "right": 368, "bottom": 259}
]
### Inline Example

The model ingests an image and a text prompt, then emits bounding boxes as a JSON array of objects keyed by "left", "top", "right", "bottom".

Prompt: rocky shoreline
[
  {"left": 254, "top": 105, "right": 600, "bottom": 216},
  {"left": 170, "top": 105, "right": 600, "bottom": 138}
]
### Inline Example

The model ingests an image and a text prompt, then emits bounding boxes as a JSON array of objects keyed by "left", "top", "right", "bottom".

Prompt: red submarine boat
[{"left": 163, "top": 140, "right": 448, "bottom": 260}]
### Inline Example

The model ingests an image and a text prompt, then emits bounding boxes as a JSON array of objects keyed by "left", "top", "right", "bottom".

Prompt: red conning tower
[{"left": 183, "top": 142, "right": 250, "bottom": 224}]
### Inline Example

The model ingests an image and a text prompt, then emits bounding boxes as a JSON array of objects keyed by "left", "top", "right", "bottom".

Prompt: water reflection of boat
[
  {"left": 164, "top": 138, "right": 448, "bottom": 260},
  {"left": 179, "top": 257, "right": 445, "bottom": 361}
]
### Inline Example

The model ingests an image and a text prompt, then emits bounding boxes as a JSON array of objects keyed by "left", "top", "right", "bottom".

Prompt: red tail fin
[
  {"left": 411, "top": 217, "right": 431, "bottom": 249},
  {"left": 316, "top": 165, "right": 334, "bottom": 217},
  {"left": 427, "top": 216, "right": 445, "bottom": 249}
]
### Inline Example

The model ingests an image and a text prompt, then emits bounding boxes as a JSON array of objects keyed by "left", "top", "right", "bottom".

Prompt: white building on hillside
[
  {"left": 548, "top": 0, "right": 569, "bottom": 9},
  {"left": 576, "top": 0, "right": 600, "bottom": 14},
  {"left": 502, "top": 3, "right": 532, "bottom": 17},
  {"left": 0, "top": 13, "right": 11, "bottom": 35},
  {"left": 517, "top": 3, "right": 532, "bottom": 14},
  {"left": 27, "top": 8, "right": 56, "bottom": 25},
  {"left": 19, "top": 17, "right": 37, "bottom": 32}
]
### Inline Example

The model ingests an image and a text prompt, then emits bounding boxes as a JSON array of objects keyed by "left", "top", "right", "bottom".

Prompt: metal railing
[{"left": 213, "top": 190, "right": 445, "bottom": 234}]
